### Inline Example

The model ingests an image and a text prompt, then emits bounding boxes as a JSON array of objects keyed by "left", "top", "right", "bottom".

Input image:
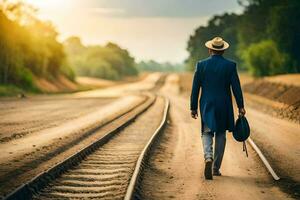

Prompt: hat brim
[{"left": 205, "top": 40, "right": 229, "bottom": 51}]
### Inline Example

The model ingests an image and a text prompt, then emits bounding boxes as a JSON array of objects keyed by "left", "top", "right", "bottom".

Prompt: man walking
[{"left": 190, "top": 37, "right": 246, "bottom": 180}]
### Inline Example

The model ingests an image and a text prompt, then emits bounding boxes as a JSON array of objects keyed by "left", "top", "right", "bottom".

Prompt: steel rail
[
  {"left": 124, "top": 98, "right": 170, "bottom": 200},
  {"left": 248, "top": 137, "right": 280, "bottom": 181}
]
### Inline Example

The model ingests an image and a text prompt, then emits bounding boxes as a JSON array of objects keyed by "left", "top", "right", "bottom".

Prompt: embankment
[{"left": 243, "top": 74, "right": 300, "bottom": 123}]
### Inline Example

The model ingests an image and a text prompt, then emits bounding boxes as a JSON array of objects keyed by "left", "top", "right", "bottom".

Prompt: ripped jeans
[{"left": 201, "top": 124, "right": 226, "bottom": 171}]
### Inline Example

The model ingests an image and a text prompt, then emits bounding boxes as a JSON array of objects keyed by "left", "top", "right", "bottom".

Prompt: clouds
[{"left": 86, "top": 0, "right": 241, "bottom": 18}]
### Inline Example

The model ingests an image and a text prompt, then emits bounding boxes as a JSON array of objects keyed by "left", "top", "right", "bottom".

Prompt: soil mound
[
  {"left": 34, "top": 75, "right": 78, "bottom": 93},
  {"left": 243, "top": 79, "right": 300, "bottom": 123}
]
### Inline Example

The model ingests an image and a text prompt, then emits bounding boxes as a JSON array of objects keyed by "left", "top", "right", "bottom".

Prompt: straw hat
[{"left": 205, "top": 37, "right": 229, "bottom": 51}]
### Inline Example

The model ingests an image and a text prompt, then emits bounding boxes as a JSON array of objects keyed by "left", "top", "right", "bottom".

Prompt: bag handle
[{"left": 243, "top": 141, "right": 248, "bottom": 157}]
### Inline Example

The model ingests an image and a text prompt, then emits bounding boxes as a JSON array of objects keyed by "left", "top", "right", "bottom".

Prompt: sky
[{"left": 25, "top": 0, "right": 242, "bottom": 63}]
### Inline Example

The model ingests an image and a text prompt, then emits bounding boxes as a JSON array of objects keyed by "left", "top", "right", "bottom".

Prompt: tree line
[
  {"left": 0, "top": 1, "right": 74, "bottom": 89},
  {"left": 186, "top": 0, "right": 300, "bottom": 77},
  {"left": 64, "top": 37, "right": 138, "bottom": 80},
  {"left": 137, "top": 60, "right": 184, "bottom": 72},
  {"left": 0, "top": 1, "right": 138, "bottom": 90}
]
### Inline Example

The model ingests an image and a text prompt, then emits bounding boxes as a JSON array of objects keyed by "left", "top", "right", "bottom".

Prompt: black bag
[{"left": 233, "top": 115, "right": 250, "bottom": 156}]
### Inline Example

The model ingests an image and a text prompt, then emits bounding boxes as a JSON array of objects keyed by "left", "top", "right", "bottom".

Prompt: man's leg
[
  {"left": 201, "top": 131, "right": 214, "bottom": 179},
  {"left": 213, "top": 131, "right": 226, "bottom": 175},
  {"left": 201, "top": 131, "right": 214, "bottom": 160}
]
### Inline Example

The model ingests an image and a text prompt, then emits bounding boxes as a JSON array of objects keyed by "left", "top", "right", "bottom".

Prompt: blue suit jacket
[{"left": 190, "top": 55, "right": 244, "bottom": 133}]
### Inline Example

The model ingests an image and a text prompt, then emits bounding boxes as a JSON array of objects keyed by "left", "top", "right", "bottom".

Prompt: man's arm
[
  {"left": 190, "top": 63, "right": 201, "bottom": 118},
  {"left": 230, "top": 63, "right": 246, "bottom": 116}
]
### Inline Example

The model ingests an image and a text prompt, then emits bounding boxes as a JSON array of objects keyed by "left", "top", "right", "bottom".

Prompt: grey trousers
[{"left": 201, "top": 124, "right": 226, "bottom": 171}]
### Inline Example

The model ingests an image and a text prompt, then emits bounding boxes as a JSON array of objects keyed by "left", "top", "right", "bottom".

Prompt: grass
[
  {"left": 0, "top": 84, "right": 25, "bottom": 97},
  {"left": 0, "top": 84, "right": 91, "bottom": 97},
  {"left": 0, "top": 82, "right": 109, "bottom": 97}
]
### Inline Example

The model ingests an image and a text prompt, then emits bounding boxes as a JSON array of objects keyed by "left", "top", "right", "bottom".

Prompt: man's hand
[
  {"left": 191, "top": 110, "right": 198, "bottom": 119},
  {"left": 239, "top": 107, "right": 246, "bottom": 117}
]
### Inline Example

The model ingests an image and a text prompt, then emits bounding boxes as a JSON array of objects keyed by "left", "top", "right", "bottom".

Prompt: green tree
[
  {"left": 137, "top": 60, "right": 184, "bottom": 72},
  {"left": 237, "top": 0, "right": 300, "bottom": 74},
  {"left": 186, "top": 13, "right": 239, "bottom": 71},
  {"left": 242, "top": 40, "right": 287, "bottom": 77},
  {"left": 0, "top": 1, "right": 74, "bottom": 87},
  {"left": 64, "top": 37, "right": 138, "bottom": 80},
  {"left": 267, "top": 0, "right": 300, "bottom": 72},
  {"left": 187, "top": 0, "right": 300, "bottom": 75}
]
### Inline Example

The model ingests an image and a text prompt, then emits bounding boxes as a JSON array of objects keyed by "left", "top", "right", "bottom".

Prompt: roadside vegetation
[
  {"left": 64, "top": 37, "right": 138, "bottom": 80},
  {"left": 137, "top": 60, "right": 184, "bottom": 72},
  {"left": 0, "top": 1, "right": 74, "bottom": 91},
  {"left": 186, "top": 0, "right": 300, "bottom": 77},
  {"left": 0, "top": 84, "right": 24, "bottom": 96},
  {"left": 0, "top": 1, "right": 177, "bottom": 97},
  {"left": 0, "top": 1, "right": 139, "bottom": 96},
  {"left": 0, "top": 1, "right": 141, "bottom": 97}
]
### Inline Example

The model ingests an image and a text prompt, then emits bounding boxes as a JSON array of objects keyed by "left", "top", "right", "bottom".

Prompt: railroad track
[{"left": 4, "top": 95, "right": 169, "bottom": 200}]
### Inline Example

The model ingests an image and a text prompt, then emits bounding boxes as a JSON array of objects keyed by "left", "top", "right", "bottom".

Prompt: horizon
[{"left": 24, "top": 0, "right": 242, "bottom": 63}]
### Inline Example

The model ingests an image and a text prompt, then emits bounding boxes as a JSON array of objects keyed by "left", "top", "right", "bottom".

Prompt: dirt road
[
  {"left": 140, "top": 74, "right": 294, "bottom": 200},
  {"left": 0, "top": 73, "right": 162, "bottom": 198},
  {"left": 0, "top": 72, "right": 160, "bottom": 142},
  {"left": 74, "top": 72, "right": 162, "bottom": 98},
  {"left": 1, "top": 72, "right": 299, "bottom": 199},
  {"left": 246, "top": 103, "right": 300, "bottom": 192},
  {"left": 0, "top": 97, "right": 115, "bottom": 143}
]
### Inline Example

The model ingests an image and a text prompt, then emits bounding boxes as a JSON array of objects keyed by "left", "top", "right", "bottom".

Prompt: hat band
[{"left": 212, "top": 43, "right": 224, "bottom": 49}]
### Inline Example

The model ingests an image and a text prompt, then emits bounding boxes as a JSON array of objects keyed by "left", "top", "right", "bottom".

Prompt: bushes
[
  {"left": 60, "top": 62, "right": 75, "bottom": 81},
  {"left": 137, "top": 60, "right": 184, "bottom": 72},
  {"left": 82, "top": 56, "right": 120, "bottom": 80},
  {"left": 1, "top": 0, "right": 138, "bottom": 90},
  {"left": 64, "top": 37, "right": 138, "bottom": 80},
  {"left": 15, "top": 66, "right": 35, "bottom": 89},
  {"left": 0, "top": 84, "right": 24, "bottom": 96},
  {"left": 186, "top": 0, "right": 300, "bottom": 76},
  {"left": 0, "top": 2, "right": 74, "bottom": 88},
  {"left": 242, "top": 40, "right": 287, "bottom": 77}
]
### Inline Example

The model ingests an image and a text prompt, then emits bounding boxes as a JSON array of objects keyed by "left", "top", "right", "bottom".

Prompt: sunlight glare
[{"left": 24, "top": 0, "right": 72, "bottom": 10}]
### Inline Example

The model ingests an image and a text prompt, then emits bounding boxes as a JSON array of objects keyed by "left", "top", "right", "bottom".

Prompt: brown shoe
[{"left": 204, "top": 158, "right": 213, "bottom": 180}]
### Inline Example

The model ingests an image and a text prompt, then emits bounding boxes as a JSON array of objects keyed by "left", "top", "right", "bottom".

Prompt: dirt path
[
  {"left": 0, "top": 95, "right": 145, "bottom": 165},
  {"left": 74, "top": 72, "right": 162, "bottom": 98},
  {"left": 246, "top": 105, "right": 300, "bottom": 195},
  {"left": 0, "top": 97, "right": 115, "bottom": 143},
  {"left": 139, "top": 74, "right": 293, "bottom": 200},
  {"left": 0, "top": 73, "right": 162, "bottom": 163},
  {"left": 0, "top": 73, "right": 162, "bottom": 143},
  {"left": 0, "top": 73, "right": 163, "bottom": 198}
]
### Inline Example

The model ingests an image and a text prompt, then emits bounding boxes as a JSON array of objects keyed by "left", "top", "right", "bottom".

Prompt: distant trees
[
  {"left": 64, "top": 37, "right": 138, "bottom": 80},
  {"left": 137, "top": 60, "right": 184, "bottom": 72},
  {"left": 186, "top": 13, "right": 240, "bottom": 71},
  {"left": 187, "top": 0, "right": 300, "bottom": 77},
  {"left": 0, "top": 0, "right": 140, "bottom": 89},
  {"left": 0, "top": 1, "right": 74, "bottom": 88}
]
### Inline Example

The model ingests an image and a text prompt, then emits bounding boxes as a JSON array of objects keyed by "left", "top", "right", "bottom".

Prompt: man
[{"left": 190, "top": 37, "right": 246, "bottom": 180}]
